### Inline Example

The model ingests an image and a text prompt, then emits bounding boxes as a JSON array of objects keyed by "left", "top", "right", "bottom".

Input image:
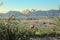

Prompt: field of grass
[{"left": 0, "top": 18, "right": 60, "bottom": 40}]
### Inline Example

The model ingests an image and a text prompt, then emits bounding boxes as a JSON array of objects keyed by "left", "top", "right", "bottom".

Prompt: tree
[{"left": 0, "top": 2, "right": 4, "bottom": 6}]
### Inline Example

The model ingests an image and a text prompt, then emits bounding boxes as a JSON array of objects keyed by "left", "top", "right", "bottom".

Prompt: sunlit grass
[{"left": 0, "top": 18, "right": 60, "bottom": 40}]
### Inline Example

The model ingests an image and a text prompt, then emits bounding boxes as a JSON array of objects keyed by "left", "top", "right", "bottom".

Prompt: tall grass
[{"left": 0, "top": 18, "right": 60, "bottom": 40}]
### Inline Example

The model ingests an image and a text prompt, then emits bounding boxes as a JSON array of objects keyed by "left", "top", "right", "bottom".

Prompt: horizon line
[{"left": 0, "top": 9, "right": 59, "bottom": 13}]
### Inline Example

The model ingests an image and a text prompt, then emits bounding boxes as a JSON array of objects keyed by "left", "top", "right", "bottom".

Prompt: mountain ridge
[{"left": 0, "top": 10, "right": 60, "bottom": 18}]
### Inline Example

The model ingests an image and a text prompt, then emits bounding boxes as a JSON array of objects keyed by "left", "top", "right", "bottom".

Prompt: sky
[{"left": 0, "top": 0, "right": 60, "bottom": 13}]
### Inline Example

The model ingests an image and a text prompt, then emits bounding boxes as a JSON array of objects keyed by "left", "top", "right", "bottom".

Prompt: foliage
[{"left": 0, "top": 18, "right": 60, "bottom": 40}]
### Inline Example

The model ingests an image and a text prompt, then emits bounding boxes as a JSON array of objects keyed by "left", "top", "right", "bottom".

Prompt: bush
[{"left": 0, "top": 18, "right": 60, "bottom": 40}]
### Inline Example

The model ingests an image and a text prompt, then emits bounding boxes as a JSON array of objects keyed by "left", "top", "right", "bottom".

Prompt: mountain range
[{"left": 0, "top": 10, "right": 60, "bottom": 18}]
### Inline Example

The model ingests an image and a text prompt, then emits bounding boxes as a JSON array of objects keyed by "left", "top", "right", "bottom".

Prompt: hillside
[{"left": 0, "top": 10, "right": 60, "bottom": 18}]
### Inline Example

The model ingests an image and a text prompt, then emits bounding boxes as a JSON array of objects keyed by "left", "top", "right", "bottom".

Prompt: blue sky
[{"left": 0, "top": 0, "right": 60, "bottom": 13}]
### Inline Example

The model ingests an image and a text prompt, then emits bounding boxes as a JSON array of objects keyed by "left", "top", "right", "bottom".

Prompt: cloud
[{"left": 0, "top": 2, "right": 4, "bottom": 6}]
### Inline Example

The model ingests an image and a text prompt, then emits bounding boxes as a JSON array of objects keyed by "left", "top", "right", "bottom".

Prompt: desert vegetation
[{"left": 0, "top": 18, "right": 60, "bottom": 40}]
